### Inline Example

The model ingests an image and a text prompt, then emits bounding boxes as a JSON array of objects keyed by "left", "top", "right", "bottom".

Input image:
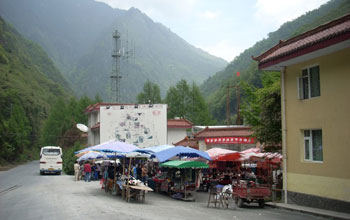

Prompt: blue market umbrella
[
  {"left": 76, "top": 140, "right": 139, "bottom": 154},
  {"left": 150, "top": 146, "right": 211, "bottom": 163},
  {"left": 77, "top": 151, "right": 107, "bottom": 162},
  {"left": 134, "top": 145, "right": 175, "bottom": 154}
]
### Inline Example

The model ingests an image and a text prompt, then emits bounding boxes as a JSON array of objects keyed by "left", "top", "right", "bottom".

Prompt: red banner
[{"left": 205, "top": 137, "right": 255, "bottom": 145}]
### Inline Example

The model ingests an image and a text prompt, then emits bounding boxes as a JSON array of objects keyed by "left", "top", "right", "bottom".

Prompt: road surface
[{"left": 0, "top": 161, "right": 326, "bottom": 220}]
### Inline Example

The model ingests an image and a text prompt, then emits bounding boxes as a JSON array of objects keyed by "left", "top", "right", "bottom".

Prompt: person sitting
[{"left": 245, "top": 168, "right": 256, "bottom": 184}]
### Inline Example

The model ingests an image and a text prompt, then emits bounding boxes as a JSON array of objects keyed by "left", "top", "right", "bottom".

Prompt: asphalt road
[{"left": 0, "top": 161, "right": 327, "bottom": 220}]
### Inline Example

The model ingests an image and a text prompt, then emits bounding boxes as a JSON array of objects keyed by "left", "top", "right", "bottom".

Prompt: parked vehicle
[
  {"left": 39, "top": 146, "right": 63, "bottom": 175},
  {"left": 233, "top": 181, "right": 271, "bottom": 208}
]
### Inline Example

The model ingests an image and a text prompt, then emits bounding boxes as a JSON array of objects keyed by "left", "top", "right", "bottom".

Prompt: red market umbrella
[
  {"left": 215, "top": 152, "right": 241, "bottom": 161},
  {"left": 206, "top": 148, "right": 237, "bottom": 160}
]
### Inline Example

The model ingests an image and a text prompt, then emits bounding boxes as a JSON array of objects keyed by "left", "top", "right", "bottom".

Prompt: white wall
[
  {"left": 87, "top": 111, "right": 100, "bottom": 146},
  {"left": 100, "top": 104, "right": 167, "bottom": 148},
  {"left": 167, "top": 128, "right": 187, "bottom": 145}
]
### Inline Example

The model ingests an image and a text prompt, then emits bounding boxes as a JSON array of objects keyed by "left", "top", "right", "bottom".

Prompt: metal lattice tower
[
  {"left": 110, "top": 30, "right": 134, "bottom": 103},
  {"left": 111, "top": 30, "right": 122, "bottom": 103}
]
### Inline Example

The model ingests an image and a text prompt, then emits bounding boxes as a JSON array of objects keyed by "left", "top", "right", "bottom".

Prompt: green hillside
[
  {"left": 0, "top": 17, "right": 70, "bottom": 163},
  {"left": 200, "top": 0, "right": 350, "bottom": 123},
  {"left": 0, "top": 0, "right": 227, "bottom": 102}
]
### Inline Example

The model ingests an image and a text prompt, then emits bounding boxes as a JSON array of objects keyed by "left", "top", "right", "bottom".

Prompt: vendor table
[{"left": 122, "top": 184, "right": 153, "bottom": 202}]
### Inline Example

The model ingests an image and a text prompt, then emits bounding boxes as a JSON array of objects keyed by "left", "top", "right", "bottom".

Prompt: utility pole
[
  {"left": 226, "top": 72, "right": 242, "bottom": 125},
  {"left": 235, "top": 84, "right": 242, "bottom": 125},
  {"left": 226, "top": 85, "right": 234, "bottom": 125}
]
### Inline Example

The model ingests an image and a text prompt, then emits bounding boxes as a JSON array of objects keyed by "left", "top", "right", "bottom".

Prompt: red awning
[{"left": 214, "top": 152, "right": 241, "bottom": 162}]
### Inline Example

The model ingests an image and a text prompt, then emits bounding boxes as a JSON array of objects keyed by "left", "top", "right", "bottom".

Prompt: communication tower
[{"left": 110, "top": 30, "right": 134, "bottom": 103}]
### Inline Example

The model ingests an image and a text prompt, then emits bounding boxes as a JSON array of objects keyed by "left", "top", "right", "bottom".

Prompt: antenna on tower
[{"left": 110, "top": 30, "right": 135, "bottom": 103}]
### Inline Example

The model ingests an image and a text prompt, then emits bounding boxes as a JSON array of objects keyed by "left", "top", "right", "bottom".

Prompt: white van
[{"left": 40, "top": 146, "right": 63, "bottom": 175}]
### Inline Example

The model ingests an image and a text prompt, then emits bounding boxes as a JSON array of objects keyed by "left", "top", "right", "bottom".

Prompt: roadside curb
[{"left": 265, "top": 202, "right": 350, "bottom": 220}]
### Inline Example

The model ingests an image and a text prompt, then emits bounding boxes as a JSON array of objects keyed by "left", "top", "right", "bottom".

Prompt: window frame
[
  {"left": 297, "top": 64, "right": 320, "bottom": 100},
  {"left": 303, "top": 129, "right": 323, "bottom": 162}
]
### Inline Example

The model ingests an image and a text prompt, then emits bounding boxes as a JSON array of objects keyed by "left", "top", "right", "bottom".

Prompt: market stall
[
  {"left": 158, "top": 160, "right": 209, "bottom": 201},
  {"left": 119, "top": 152, "right": 153, "bottom": 202},
  {"left": 149, "top": 146, "right": 211, "bottom": 201},
  {"left": 204, "top": 148, "right": 242, "bottom": 189},
  {"left": 76, "top": 139, "right": 141, "bottom": 196}
]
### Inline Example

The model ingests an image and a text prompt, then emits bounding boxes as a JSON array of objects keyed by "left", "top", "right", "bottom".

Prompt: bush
[{"left": 63, "top": 142, "right": 84, "bottom": 175}]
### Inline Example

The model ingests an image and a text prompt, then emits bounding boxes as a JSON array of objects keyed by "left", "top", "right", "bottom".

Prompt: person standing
[
  {"left": 91, "top": 163, "right": 97, "bottom": 181},
  {"left": 141, "top": 165, "right": 148, "bottom": 183},
  {"left": 95, "top": 163, "right": 100, "bottom": 180},
  {"left": 79, "top": 162, "right": 84, "bottom": 180},
  {"left": 133, "top": 164, "right": 138, "bottom": 179},
  {"left": 74, "top": 161, "right": 80, "bottom": 181},
  {"left": 84, "top": 161, "right": 91, "bottom": 182}
]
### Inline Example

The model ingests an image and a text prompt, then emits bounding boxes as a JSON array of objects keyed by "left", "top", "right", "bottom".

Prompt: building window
[
  {"left": 298, "top": 66, "right": 320, "bottom": 99},
  {"left": 304, "top": 129, "right": 323, "bottom": 162}
]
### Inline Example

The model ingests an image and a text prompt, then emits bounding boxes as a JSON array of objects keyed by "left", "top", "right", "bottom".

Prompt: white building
[
  {"left": 167, "top": 118, "right": 194, "bottom": 145},
  {"left": 85, "top": 103, "right": 167, "bottom": 148}
]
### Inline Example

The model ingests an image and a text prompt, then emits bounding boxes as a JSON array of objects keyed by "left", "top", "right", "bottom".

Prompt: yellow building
[{"left": 253, "top": 14, "right": 350, "bottom": 213}]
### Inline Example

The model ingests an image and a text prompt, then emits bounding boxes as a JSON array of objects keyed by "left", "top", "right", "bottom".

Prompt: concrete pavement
[{"left": 266, "top": 202, "right": 350, "bottom": 220}]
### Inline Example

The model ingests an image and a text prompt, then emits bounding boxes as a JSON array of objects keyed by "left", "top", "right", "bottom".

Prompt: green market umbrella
[{"left": 159, "top": 160, "right": 209, "bottom": 169}]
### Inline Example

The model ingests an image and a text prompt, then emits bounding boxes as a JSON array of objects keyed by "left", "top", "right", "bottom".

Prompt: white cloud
[
  {"left": 254, "top": 0, "right": 329, "bottom": 28},
  {"left": 200, "top": 11, "right": 219, "bottom": 19},
  {"left": 199, "top": 40, "right": 245, "bottom": 62}
]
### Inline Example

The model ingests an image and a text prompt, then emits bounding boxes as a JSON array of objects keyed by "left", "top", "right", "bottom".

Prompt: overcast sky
[{"left": 96, "top": 0, "right": 329, "bottom": 62}]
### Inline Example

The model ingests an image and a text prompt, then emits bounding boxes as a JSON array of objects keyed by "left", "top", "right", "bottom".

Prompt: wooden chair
[{"left": 207, "top": 186, "right": 225, "bottom": 208}]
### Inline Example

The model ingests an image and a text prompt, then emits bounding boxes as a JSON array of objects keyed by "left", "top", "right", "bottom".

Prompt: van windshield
[{"left": 42, "top": 149, "right": 61, "bottom": 156}]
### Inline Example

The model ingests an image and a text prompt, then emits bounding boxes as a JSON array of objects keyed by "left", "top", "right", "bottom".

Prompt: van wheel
[
  {"left": 237, "top": 197, "right": 244, "bottom": 208},
  {"left": 258, "top": 199, "right": 265, "bottom": 208},
  {"left": 40, "top": 171, "right": 43, "bottom": 175}
]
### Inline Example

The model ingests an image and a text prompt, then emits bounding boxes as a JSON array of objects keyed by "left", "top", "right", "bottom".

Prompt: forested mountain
[
  {"left": 0, "top": 17, "right": 70, "bottom": 162},
  {"left": 0, "top": 0, "right": 227, "bottom": 102},
  {"left": 200, "top": 0, "right": 350, "bottom": 123}
]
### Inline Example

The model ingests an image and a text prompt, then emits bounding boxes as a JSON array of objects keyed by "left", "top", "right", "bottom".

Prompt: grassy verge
[{"left": 0, "top": 148, "right": 40, "bottom": 171}]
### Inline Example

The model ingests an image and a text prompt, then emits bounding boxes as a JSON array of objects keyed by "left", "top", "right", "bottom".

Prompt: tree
[
  {"left": 41, "top": 98, "right": 67, "bottom": 146},
  {"left": 165, "top": 80, "right": 214, "bottom": 125},
  {"left": 241, "top": 71, "right": 281, "bottom": 151},
  {"left": 137, "top": 80, "right": 162, "bottom": 104},
  {"left": 40, "top": 96, "right": 95, "bottom": 148},
  {"left": 188, "top": 83, "right": 215, "bottom": 125},
  {"left": 63, "top": 141, "right": 85, "bottom": 175}
]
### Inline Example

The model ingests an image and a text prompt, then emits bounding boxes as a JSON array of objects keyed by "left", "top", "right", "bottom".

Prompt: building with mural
[{"left": 85, "top": 103, "right": 167, "bottom": 148}]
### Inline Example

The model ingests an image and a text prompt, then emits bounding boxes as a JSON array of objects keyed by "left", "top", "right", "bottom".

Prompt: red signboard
[{"left": 205, "top": 137, "right": 255, "bottom": 145}]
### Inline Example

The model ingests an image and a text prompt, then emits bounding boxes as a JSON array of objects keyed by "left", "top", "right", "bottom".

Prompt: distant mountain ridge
[{"left": 0, "top": 0, "right": 227, "bottom": 102}]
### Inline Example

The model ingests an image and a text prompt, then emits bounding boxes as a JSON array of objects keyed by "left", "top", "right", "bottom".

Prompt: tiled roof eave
[
  {"left": 90, "top": 122, "right": 100, "bottom": 130},
  {"left": 254, "top": 14, "right": 350, "bottom": 62},
  {"left": 195, "top": 133, "right": 254, "bottom": 139},
  {"left": 168, "top": 125, "right": 192, "bottom": 128},
  {"left": 259, "top": 32, "right": 350, "bottom": 69},
  {"left": 260, "top": 29, "right": 350, "bottom": 65}
]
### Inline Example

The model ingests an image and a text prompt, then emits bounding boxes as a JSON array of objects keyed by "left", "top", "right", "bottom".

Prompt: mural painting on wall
[
  {"left": 114, "top": 112, "right": 158, "bottom": 146},
  {"left": 100, "top": 104, "right": 167, "bottom": 148}
]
